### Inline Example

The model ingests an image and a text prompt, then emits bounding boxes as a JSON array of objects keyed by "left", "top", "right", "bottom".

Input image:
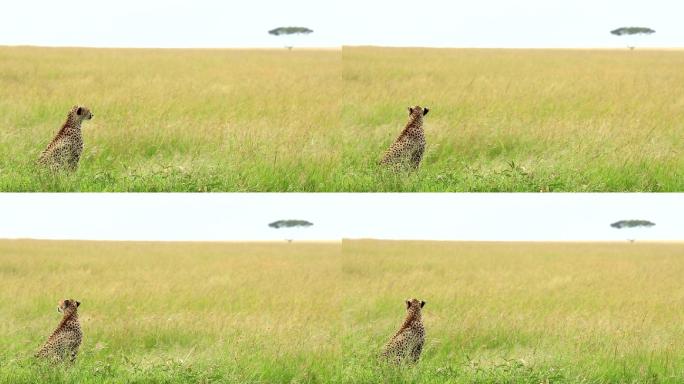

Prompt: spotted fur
[
  {"left": 38, "top": 105, "right": 93, "bottom": 171},
  {"left": 381, "top": 298, "right": 426, "bottom": 364},
  {"left": 379, "top": 106, "right": 429, "bottom": 169},
  {"left": 35, "top": 299, "right": 83, "bottom": 363}
]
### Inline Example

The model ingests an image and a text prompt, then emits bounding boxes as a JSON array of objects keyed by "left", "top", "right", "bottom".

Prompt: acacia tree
[
  {"left": 610, "top": 219, "right": 655, "bottom": 242},
  {"left": 610, "top": 219, "right": 655, "bottom": 229},
  {"left": 268, "top": 27, "right": 313, "bottom": 50},
  {"left": 268, "top": 219, "right": 314, "bottom": 242},
  {"left": 268, "top": 219, "right": 313, "bottom": 229},
  {"left": 610, "top": 27, "right": 655, "bottom": 49}
]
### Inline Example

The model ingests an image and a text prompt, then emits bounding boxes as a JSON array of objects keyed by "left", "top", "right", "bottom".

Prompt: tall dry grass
[
  {"left": 2, "top": 239, "right": 684, "bottom": 382},
  {"left": 1, "top": 46, "right": 681, "bottom": 191}
]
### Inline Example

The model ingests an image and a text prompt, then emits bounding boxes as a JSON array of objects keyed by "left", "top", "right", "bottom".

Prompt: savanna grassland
[
  {"left": 2, "top": 239, "right": 684, "bottom": 383},
  {"left": 1, "top": 46, "right": 682, "bottom": 191},
  {"left": 0, "top": 240, "right": 343, "bottom": 383},
  {"left": 342, "top": 47, "right": 683, "bottom": 191},
  {"left": 342, "top": 240, "right": 684, "bottom": 383},
  {"left": 0, "top": 47, "right": 342, "bottom": 191}
]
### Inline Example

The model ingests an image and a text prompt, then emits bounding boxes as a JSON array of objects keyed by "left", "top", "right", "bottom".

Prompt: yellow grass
[
  {"left": 1, "top": 46, "right": 682, "bottom": 191},
  {"left": 2, "top": 239, "right": 684, "bottom": 382}
]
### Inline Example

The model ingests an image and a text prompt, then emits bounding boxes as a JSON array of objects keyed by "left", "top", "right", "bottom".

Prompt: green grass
[
  {"left": 341, "top": 47, "right": 683, "bottom": 192},
  {"left": 0, "top": 240, "right": 343, "bottom": 383},
  {"left": 2, "top": 239, "right": 684, "bottom": 383},
  {"left": 1, "top": 46, "right": 682, "bottom": 191}
]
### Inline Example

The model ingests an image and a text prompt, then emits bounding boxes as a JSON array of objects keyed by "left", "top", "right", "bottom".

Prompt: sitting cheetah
[
  {"left": 38, "top": 105, "right": 93, "bottom": 171},
  {"left": 379, "top": 106, "right": 429, "bottom": 169},
  {"left": 381, "top": 298, "right": 426, "bottom": 364},
  {"left": 35, "top": 299, "right": 83, "bottom": 363}
]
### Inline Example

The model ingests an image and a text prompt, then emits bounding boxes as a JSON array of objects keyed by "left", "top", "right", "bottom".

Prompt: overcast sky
[
  {"left": 0, "top": 194, "right": 681, "bottom": 242},
  {"left": 1, "top": 0, "right": 681, "bottom": 48}
]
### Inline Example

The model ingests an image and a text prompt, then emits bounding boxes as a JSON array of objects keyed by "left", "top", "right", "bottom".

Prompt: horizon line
[
  {"left": 2, "top": 44, "right": 684, "bottom": 51},
  {"left": 1, "top": 238, "right": 681, "bottom": 244}
]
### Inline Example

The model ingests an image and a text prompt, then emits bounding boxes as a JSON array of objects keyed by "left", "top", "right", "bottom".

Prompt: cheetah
[
  {"left": 379, "top": 106, "right": 429, "bottom": 169},
  {"left": 381, "top": 298, "right": 426, "bottom": 364},
  {"left": 35, "top": 299, "right": 83, "bottom": 363},
  {"left": 38, "top": 105, "right": 93, "bottom": 171}
]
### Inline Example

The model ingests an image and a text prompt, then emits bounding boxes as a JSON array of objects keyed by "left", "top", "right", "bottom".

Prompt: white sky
[
  {"left": 0, "top": 194, "right": 681, "bottom": 242},
  {"left": 0, "top": 0, "right": 681, "bottom": 48}
]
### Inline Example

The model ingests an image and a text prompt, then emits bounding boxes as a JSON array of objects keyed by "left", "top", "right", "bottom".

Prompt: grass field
[
  {"left": 342, "top": 48, "right": 683, "bottom": 192},
  {"left": 0, "top": 240, "right": 343, "bottom": 383},
  {"left": 1, "top": 46, "right": 682, "bottom": 191},
  {"left": 2, "top": 239, "right": 684, "bottom": 383}
]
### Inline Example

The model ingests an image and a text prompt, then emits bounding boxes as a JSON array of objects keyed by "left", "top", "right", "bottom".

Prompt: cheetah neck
[
  {"left": 67, "top": 120, "right": 83, "bottom": 131},
  {"left": 408, "top": 115, "right": 423, "bottom": 127},
  {"left": 60, "top": 115, "right": 83, "bottom": 135},
  {"left": 397, "top": 310, "right": 423, "bottom": 333},
  {"left": 55, "top": 311, "right": 79, "bottom": 333},
  {"left": 401, "top": 117, "right": 424, "bottom": 136}
]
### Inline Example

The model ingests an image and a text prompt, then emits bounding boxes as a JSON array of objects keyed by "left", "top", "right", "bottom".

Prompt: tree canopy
[
  {"left": 268, "top": 27, "right": 313, "bottom": 36},
  {"left": 268, "top": 219, "right": 314, "bottom": 229},
  {"left": 610, "top": 27, "right": 655, "bottom": 36},
  {"left": 610, "top": 220, "right": 655, "bottom": 229}
]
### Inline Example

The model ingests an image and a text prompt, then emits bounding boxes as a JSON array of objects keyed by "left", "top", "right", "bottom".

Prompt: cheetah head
[
  {"left": 57, "top": 299, "right": 81, "bottom": 314},
  {"left": 405, "top": 298, "right": 426, "bottom": 312},
  {"left": 70, "top": 105, "right": 93, "bottom": 121},
  {"left": 408, "top": 106, "right": 429, "bottom": 118}
]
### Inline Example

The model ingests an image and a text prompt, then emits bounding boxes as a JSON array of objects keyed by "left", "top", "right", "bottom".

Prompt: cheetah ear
[
  {"left": 420, "top": 301, "right": 426, "bottom": 308},
  {"left": 76, "top": 107, "right": 83, "bottom": 116},
  {"left": 63, "top": 299, "right": 70, "bottom": 306},
  {"left": 406, "top": 299, "right": 412, "bottom": 309},
  {"left": 408, "top": 106, "right": 413, "bottom": 115},
  {"left": 422, "top": 108, "right": 429, "bottom": 116},
  {"left": 76, "top": 301, "right": 81, "bottom": 307}
]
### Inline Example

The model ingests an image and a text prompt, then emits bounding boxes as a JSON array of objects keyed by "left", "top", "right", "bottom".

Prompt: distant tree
[
  {"left": 610, "top": 27, "right": 655, "bottom": 36},
  {"left": 610, "top": 219, "right": 655, "bottom": 242},
  {"left": 268, "top": 27, "right": 313, "bottom": 50},
  {"left": 610, "top": 27, "right": 655, "bottom": 50},
  {"left": 268, "top": 219, "right": 314, "bottom": 229},
  {"left": 268, "top": 27, "right": 313, "bottom": 36},
  {"left": 610, "top": 219, "right": 655, "bottom": 229}
]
